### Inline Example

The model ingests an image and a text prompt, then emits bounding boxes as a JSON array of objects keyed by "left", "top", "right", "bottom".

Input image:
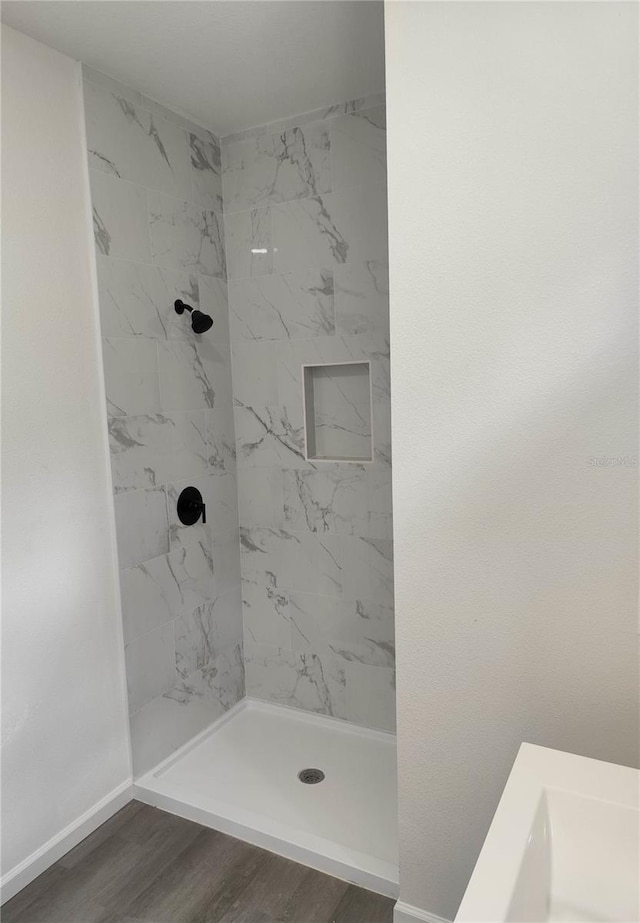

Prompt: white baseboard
[
  {"left": 0, "top": 780, "right": 133, "bottom": 905},
  {"left": 394, "top": 900, "right": 452, "bottom": 923}
]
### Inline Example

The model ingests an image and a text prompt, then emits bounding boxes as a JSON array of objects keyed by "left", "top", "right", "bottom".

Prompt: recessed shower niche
[{"left": 303, "top": 361, "right": 373, "bottom": 462}]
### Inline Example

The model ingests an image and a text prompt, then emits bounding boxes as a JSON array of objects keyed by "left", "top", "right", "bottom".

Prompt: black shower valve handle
[
  {"left": 187, "top": 497, "right": 206, "bottom": 523},
  {"left": 177, "top": 486, "right": 206, "bottom": 527}
]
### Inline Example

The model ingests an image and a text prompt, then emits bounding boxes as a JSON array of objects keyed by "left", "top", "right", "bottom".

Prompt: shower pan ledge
[{"left": 133, "top": 697, "right": 399, "bottom": 898}]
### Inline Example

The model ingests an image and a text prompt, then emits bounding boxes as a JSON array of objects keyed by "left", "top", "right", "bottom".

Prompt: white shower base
[{"left": 134, "top": 698, "right": 399, "bottom": 897}]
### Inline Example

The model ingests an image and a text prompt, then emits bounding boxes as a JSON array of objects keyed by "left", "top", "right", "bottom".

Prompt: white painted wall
[
  {"left": 385, "top": 3, "right": 638, "bottom": 920},
  {"left": 1, "top": 25, "right": 131, "bottom": 888}
]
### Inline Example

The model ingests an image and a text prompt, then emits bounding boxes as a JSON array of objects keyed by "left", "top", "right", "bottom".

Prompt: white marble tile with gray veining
[
  {"left": 272, "top": 183, "right": 388, "bottom": 274},
  {"left": 120, "top": 538, "right": 215, "bottom": 642},
  {"left": 97, "top": 255, "right": 199, "bottom": 340},
  {"left": 216, "top": 95, "right": 394, "bottom": 734},
  {"left": 372, "top": 392, "right": 392, "bottom": 470},
  {"left": 120, "top": 550, "right": 177, "bottom": 645},
  {"left": 228, "top": 270, "right": 334, "bottom": 341},
  {"left": 212, "top": 528, "right": 242, "bottom": 595},
  {"left": 190, "top": 133, "right": 223, "bottom": 212},
  {"left": 109, "top": 413, "right": 173, "bottom": 493},
  {"left": 230, "top": 340, "right": 279, "bottom": 406},
  {"left": 366, "top": 466, "right": 394, "bottom": 539},
  {"left": 330, "top": 106, "right": 387, "bottom": 192},
  {"left": 125, "top": 621, "right": 176, "bottom": 714},
  {"left": 287, "top": 531, "right": 344, "bottom": 596},
  {"left": 209, "top": 585, "right": 244, "bottom": 649},
  {"left": 341, "top": 536, "right": 394, "bottom": 608},
  {"left": 370, "top": 351, "right": 392, "bottom": 406},
  {"left": 210, "top": 642, "right": 245, "bottom": 709},
  {"left": 273, "top": 342, "right": 307, "bottom": 414},
  {"left": 102, "top": 338, "right": 159, "bottom": 417},
  {"left": 309, "top": 357, "right": 371, "bottom": 407},
  {"left": 234, "top": 401, "right": 306, "bottom": 469},
  {"left": 109, "top": 410, "right": 211, "bottom": 492},
  {"left": 224, "top": 207, "right": 273, "bottom": 280},
  {"left": 114, "top": 486, "right": 169, "bottom": 568},
  {"left": 374, "top": 437, "right": 392, "bottom": 471},
  {"left": 334, "top": 261, "right": 389, "bottom": 336},
  {"left": 335, "top": 598, "right": 395, "bottom": 668},
  {"left": 220, "top": 92, "right": 385, "bottom": 148},
  {"left": 149, "top": 192, "right": 226, "bottom": 277},
  {"left": 163, "top": 410, "right": 210, "bottom": 482},
  {"left": 168, "top": 643, "right": 244, "bottom": 711},
  {"left": 244, "top": 641, "right": 346, "bottom": 718},
  {"left": 312, "top": 401, "right": 372, "bottom": 461},
  {"left": 84, "top": 79, "right": 192, "bottom": 201},
  {"left": 205, "top": 404, "right": 236, "bottom": 476},
  {"left": 272, "top": 196, "right": 347, "bottom": 271},
  {"left": 205, "top": 472, "right": 240, "bottom": 537},
  {"left": 198, "top": 275, "right": 230, "bottom": 342},
  {"left": 141, "top": 94, "right": 218, "bottom": 145},
  {"left": 237, "top": 468, "right": 284, "bottom": 528},
  {"left": 206, "top": 343, "right": 235, "bottom": 412},
  {"left": 242, "top": 577, "right": 290, "bottom": 648},
  {"left": 282, "top": 468, "right": 368, "bottom": 534},
  {"left": 241, "top": 528, "right": 343, "bottom": 597},
  {"left": 290, "top": 593, "right": 394, "bottom": 669},
  {"left": 282, "top": 332, "right": 390, "bottom": 411},
  {"left": 175, "top": 603, "right": 217, "bottom": 677},
  {"left": 174, "top": 591, "right": 243, "bottom": 679},
  {"left": 239, "top": 527, "right": 285, "bottom": 587},
  {"left": 114, "top": 410, "right": 210, "bottom": 491},
  {"left": 157, "top": 339, "right": 216, "bottom": 411},
  {"left": 223, "top": 122, "right": 330, "bottom": 214},
  {"left": 90, "top": 171, "right": 150, "bottom": 262},
  {"left": 276, "top": 333, "right": 386, "bottom": 409},
  {"left": 345, "top": 661, "right": 396, "bottom": 732},
  {"left": 163, "top": 538, "right": 216, "bottom": 611}
]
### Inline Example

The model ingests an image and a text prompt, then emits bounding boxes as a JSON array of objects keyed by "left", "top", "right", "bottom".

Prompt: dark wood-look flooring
[{"left": 3, "top": 801, "right": 395, "bottom": 923}]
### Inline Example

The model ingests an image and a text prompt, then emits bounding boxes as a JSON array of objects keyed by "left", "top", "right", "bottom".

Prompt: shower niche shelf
[{"left": 303, "top": 361, "right": 373, "bottom": 463}]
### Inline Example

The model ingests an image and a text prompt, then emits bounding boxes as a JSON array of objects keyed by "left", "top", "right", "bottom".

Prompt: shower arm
[
  {"left": 174, "top": 300, "right": 213, "bottom": 334},
  {"left": 174, "top": 299, "right": 193, "bottom": 315}
]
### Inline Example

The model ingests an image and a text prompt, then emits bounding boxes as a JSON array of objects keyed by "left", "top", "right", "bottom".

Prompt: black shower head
[
  {"left": 190, "top": 310, "right": 213, "bottom": 334},
  {"left": 174, "top": 300, "right": 213, "bottom": 335}
]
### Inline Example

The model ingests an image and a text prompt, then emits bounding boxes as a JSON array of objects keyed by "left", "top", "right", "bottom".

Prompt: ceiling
[{"left": 1, "top": 1, "right": 385, "bottom": 136}]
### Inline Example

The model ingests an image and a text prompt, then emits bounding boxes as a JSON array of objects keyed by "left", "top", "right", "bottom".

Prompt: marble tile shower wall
[
  {"left": 82, "top": 70, "right": 244, "bottom": 774},
  {"left": 222, "top": 95, "right": 396, "bottom": 732}
]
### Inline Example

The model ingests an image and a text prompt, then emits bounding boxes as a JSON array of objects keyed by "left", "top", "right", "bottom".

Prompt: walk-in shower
[{"left": 82, "top": 42, "right": 396, "bottom": 895}]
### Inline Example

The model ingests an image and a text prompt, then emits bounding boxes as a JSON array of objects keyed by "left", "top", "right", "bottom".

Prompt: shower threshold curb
[{"left": 133, "top": 698, "right": 399, "bottom": 898}]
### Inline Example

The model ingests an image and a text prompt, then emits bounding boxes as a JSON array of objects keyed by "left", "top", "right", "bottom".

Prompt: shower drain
[{"left": 298, "top": 768, "right": 325, "bottom": 784}]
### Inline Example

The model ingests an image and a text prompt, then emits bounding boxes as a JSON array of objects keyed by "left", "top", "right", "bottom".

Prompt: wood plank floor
[{"left": 3, "top": 801, "right": 396, "bottom": 923}]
